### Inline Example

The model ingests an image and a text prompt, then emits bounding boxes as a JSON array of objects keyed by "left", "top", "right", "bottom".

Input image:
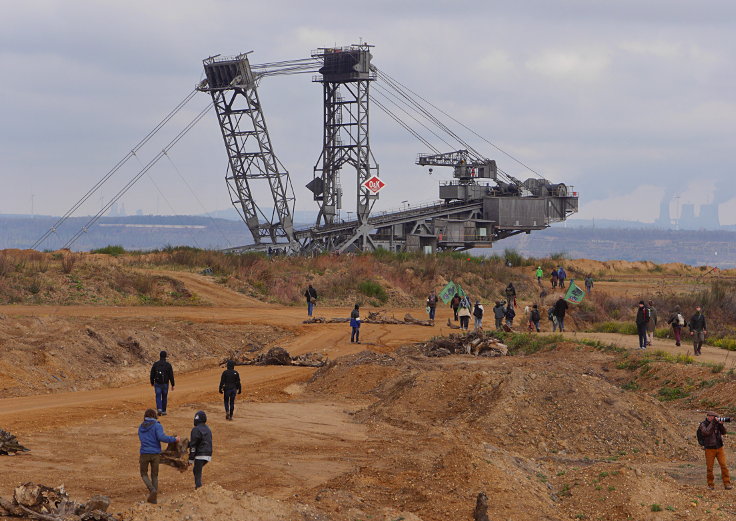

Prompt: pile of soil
[{"left": 0, "top": 315, "right": 288, "bottom": 397}]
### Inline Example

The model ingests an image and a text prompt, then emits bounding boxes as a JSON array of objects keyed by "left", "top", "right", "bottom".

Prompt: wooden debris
[
  {"left": 160, "top": 438, "right": 189, "bottom": 472},
  {"left": 0, "top": 482, "right": 117, "bottom": 520},
  {"left": 422, "top": 332, "right": 508, "bottom": 358},
  {"left": 225, "top": 347, "right": 328, "bottom": 368},
  {"left": 0, "top": 429, "right": 30, "bottom": 455}
]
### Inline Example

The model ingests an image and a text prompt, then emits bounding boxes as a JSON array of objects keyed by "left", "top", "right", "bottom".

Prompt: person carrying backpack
[
  {"left": 188, "top": 411, "right": 212, "bottom": 489},
  {"left": 698, "top": 412, "right": 732, "bottom": 490},
  {"left": 504, "top": 305, "right": 516, "bottom": 328},
  {"left": 584, "top": 275, "right": 594, "bottom": 294},
  {"left": 473, "top": 300, "right": 484, "bottom": 331},
  {"left": 529, "top": 304, "right": 541, "bottom": 332},
  {"left": 646, "top": 300, "right": 658, "bottom": 347},
  {"left": 150, "top": 351, "right": 175, "bottom": 416},
  {"left": 219, "top": 360, "right": 242, "bottom": 421},
  {"left": 138, "top": 408, "right": 179, "bottom": 504},
  {"left": 635, "top": 301, "right": 649, "bottom": 350},
  {"left": 450, "top": 294, "right": 461, "bottom": 321},
  {"left": 550, "top": 269, "right": 558, "bottom": 288},
  {"left": 535, "top": 266, "right": 544, "bottom": 285},
  {"left": 689, "top": 305, "right": 707, "bottom": 356},
  {"left": 350, "top": 304, "right": 361, "bottom": 343},
  {"left": 666, "top": 305, "right": 686, "bottom": 346},
  {"left": 505, "top": 283, "right": 517, "bottom": 309},
  {"left": 557, "top": 267, "right": 567, "bottom": 289},
  {"left": 553, "top": 297, "right": 569, "bottom": 332}
]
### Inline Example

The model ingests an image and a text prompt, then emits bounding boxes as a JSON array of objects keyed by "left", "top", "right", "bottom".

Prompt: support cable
[
  {"left": 32, "top": 88, "right": 199, "bottom": 250},
  {"left": 62, "top": 104, "right": 211, "bottom": 249},
  {"left": 163, "top": 152, "right": 233, "bottom": 248},
  {"left": 376, "top": 68, "right": 545, "bottom": 179},
  {"left": 370, "top": 83, "right": 454, "bottom": 151},
  {"left": 370, "top": 96, "right": 440, "bottom": 153}
]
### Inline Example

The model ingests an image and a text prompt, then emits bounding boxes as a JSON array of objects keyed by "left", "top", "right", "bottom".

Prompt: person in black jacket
[
  {"left": 699, "top": 412, "right": 732, "bottom": 490},
  {"left": 635, "top": 301, "right": 649, "bottom": 350},
  {"left": 189, "top": 411, "right": 213, "bottom": 489},
  {"left": 150, "top": 351, "right": 175, "bottom": 416},
  {"left": 305, "top": 284, "right": 318, "bottom": 317},
  {"left": 553, "top": 297, "right": 569, "bottom": 332},
  {"left": 219, "top": 360, "right": 242, "bottom": 421},
  {"left": 689, "top": 305, "right": 707, "bottom": 356}
]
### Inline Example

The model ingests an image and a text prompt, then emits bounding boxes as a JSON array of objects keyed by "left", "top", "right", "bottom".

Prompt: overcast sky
[{"left": 2, "top": 0, "right": 735, "bottom": 230}]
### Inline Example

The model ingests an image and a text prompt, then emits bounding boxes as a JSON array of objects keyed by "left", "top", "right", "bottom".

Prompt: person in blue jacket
[{"left": 138, "top": 408, "right": 179, "bottom": 504}]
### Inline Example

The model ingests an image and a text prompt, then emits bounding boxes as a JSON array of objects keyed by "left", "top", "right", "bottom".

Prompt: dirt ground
[{"left": 2, "top": 270, "right": 736, "bottom": 520}]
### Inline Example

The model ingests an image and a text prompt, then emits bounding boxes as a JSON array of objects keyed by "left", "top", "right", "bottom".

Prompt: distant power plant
[{"left": 656, "top": 199, "right": 721, "bottom": 230}]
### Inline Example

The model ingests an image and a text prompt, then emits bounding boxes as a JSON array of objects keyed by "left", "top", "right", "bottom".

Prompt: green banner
[
  {"left": 438, "top": 281, "right": 457, "bottom": 304},
  {"left": 564, "top": 280, "right": 585, "bottom": 304}
]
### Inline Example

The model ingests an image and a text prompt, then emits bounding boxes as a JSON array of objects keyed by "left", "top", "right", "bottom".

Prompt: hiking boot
[
  {"left": 157, "top": 410, "right": 162, "bottom": 416},
  {"left": 225, "top": 413, "right": 230, "bottom": 420},
  {"left": 160, "top": 411, "right": 167, "bottom": 416},
  {"left": 147, "top": 489, "right": 157, "bottom": 504},
  {"left": 726, "top": 484, "right": 733, "bottom": 490},
  {"left": 708, "top": 484, "right": 715, "bottom": 490}
]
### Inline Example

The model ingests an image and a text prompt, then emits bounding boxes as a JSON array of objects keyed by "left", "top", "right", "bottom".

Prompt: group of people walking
[
  {"left": 138, "top": 351, "right": 242, "bottom": 503},
  {"left": 636, "top": 301, "right": 708, "bottom": 354}
]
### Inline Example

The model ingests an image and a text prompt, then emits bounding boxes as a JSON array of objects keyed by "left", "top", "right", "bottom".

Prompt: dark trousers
[
  {"left": 351, "top": 326, "right": 360, "bottom": 342},
  {"left": 673, "top": 325, "right": 682, "bottom": 345},
  {"left": 193, "top": 459, "right": 208, "bottom": 489},
  {"left": 452, "top": 307, "right": 459, "bottom": 321},
  {"left": 154, "top": 383, "right": 169, "bottom": 412},
  {"left": 495, "top": 318, "right": 503, "bottom": 330},
  {"left": 224, "top": 389, "right": 237, "bottom": 415},
  {"left": 693, "top": 330, "right": 705, "bottom": 354},
  {"left": 460, "top": 316, "right": 469, "bottom": 330},
  {"left": 429, "top": 306, "right": 436, "bottom": 320},
  {"left": 637, "top": 323, "right": 648, "bottom": 348},
  {"left": 139, "top": 453, "right": 160, "bottom": 493}
]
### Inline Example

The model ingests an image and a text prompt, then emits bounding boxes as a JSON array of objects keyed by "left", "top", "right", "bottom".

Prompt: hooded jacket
[
  {"left": 138, "top": 417, "right": 177, "bottom": 454},
  {"left": 493, "top": 303, "right": 506, "bottom": 319},
  {"left": 219, "top": 362, "right": 242, "bottom": 393},
  {"left": 689, "top": 312, "right": 706, "bottom": 332},
  {"left": 189, "top": 411, "right": 213, "bottom": 460},
  {"left": 553, "top": 298, "right": 568, "bottom": 318}
]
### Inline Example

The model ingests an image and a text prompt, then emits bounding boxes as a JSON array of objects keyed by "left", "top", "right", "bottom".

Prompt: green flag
[
  {"left": 564, "top": 280, "right": 585, "bottom": 304},
  {"left": 438, "top": 281, "right": 457, "bottom": 304}
]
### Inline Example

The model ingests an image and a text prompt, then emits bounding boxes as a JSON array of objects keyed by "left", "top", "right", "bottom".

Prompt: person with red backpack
[{"left": 635, "top": 301, "right": 650, "bottom": 350}]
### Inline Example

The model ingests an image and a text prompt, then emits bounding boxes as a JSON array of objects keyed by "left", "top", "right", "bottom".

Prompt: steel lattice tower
[
  {"left": 309, "top": 44, "right": 379, "bottom": 251},
  {"left": 199, "top": 54, "right": 296, "bottom": 247}
]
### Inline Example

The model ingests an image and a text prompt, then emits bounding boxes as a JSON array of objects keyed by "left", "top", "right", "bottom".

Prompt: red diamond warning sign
[{"left": 362, "top": 176, "right": 386, "bottom": 194}]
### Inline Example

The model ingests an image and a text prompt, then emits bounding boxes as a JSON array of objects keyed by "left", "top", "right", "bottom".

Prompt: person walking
[
  {"left": 699, "top": 412, "right": 732, "bottom": 490},
  {"left": 426, "top": 290, "right": 438, "bottom": 323},
  {"left": 505, "top": 283, "right": 517, "bottom": 309},
  {"left": 535, "top": 266, "right": 544, "bottom": 285},
  {"left": 458, "top": 298, "right": 472, "bottom": 331},
  {"left": 504, "top": 304, "right": 516, "bottom": 329},
  {"left": 635, "top": 301, "right": 650, "bottom": 350},
  {"left": 666, "top": 305, "right": 686, "bottom": 346},
  {"left": 150, "top": 351, "right": 175, "bottom": 416},
  {"left": 646, "top": 300, "right": 658, "bottom": 347},
  {"left": 550, "top": 269, "right": 559, "bottom": 288},
  {"left": 450, "top": 293, "right": 461, "bottom": 321},
  {"left": 138, "top": 408, "right": 179, "bottom": 504},
  {"left": 218, "top": 360, "right": 242, "bottom": 421},
  {"left": 188, "top": 411, "right": 213, "bottom": 489},
  {"left": 529, "top": 304, "right": 541, "bottom": 332},
  {"left": 553, "top": 297, "right": 569, "bottom": 332},
  {"left": 473, "top": 300, "right": 484, "bottom": 331},
  {"left": 304, "top": 284, "right": 318, "bottom": 317},
  {"left": 689, "top": 305, "right": 707, "bottom": 356},
  {"left": 493, "top": 301, "right": 506, "bottom": 330},
  {"left": 350, "top": 303, "right": 361, "bottom": 343},
  {"left": 557, "top": 266, "right": 567, "bottom": 289},
  {"left": 584, "top": 275, "right": 594, "bottom": 294}
]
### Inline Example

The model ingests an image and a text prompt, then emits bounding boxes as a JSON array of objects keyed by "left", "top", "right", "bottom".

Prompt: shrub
[
  {"left": 61, "top": 253, "right": 79, "bottom": 274},
  {"left": 0, "top": 254, "right": 12, "bottom": 276},
  {"left": 91, "top": 245, "right": 126, "bottom": 256},
  {"left": 593, "top": 321, "right": 638, "bottom": 335},
  {"left": 357, "top": 280, "right": 388, "bottom": 303},
  {"left": 657, "top": 386, "right": 689, "bottom": 401},
  {"left": 651, "top": 504, "right": 662, "bottom": 512}
]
